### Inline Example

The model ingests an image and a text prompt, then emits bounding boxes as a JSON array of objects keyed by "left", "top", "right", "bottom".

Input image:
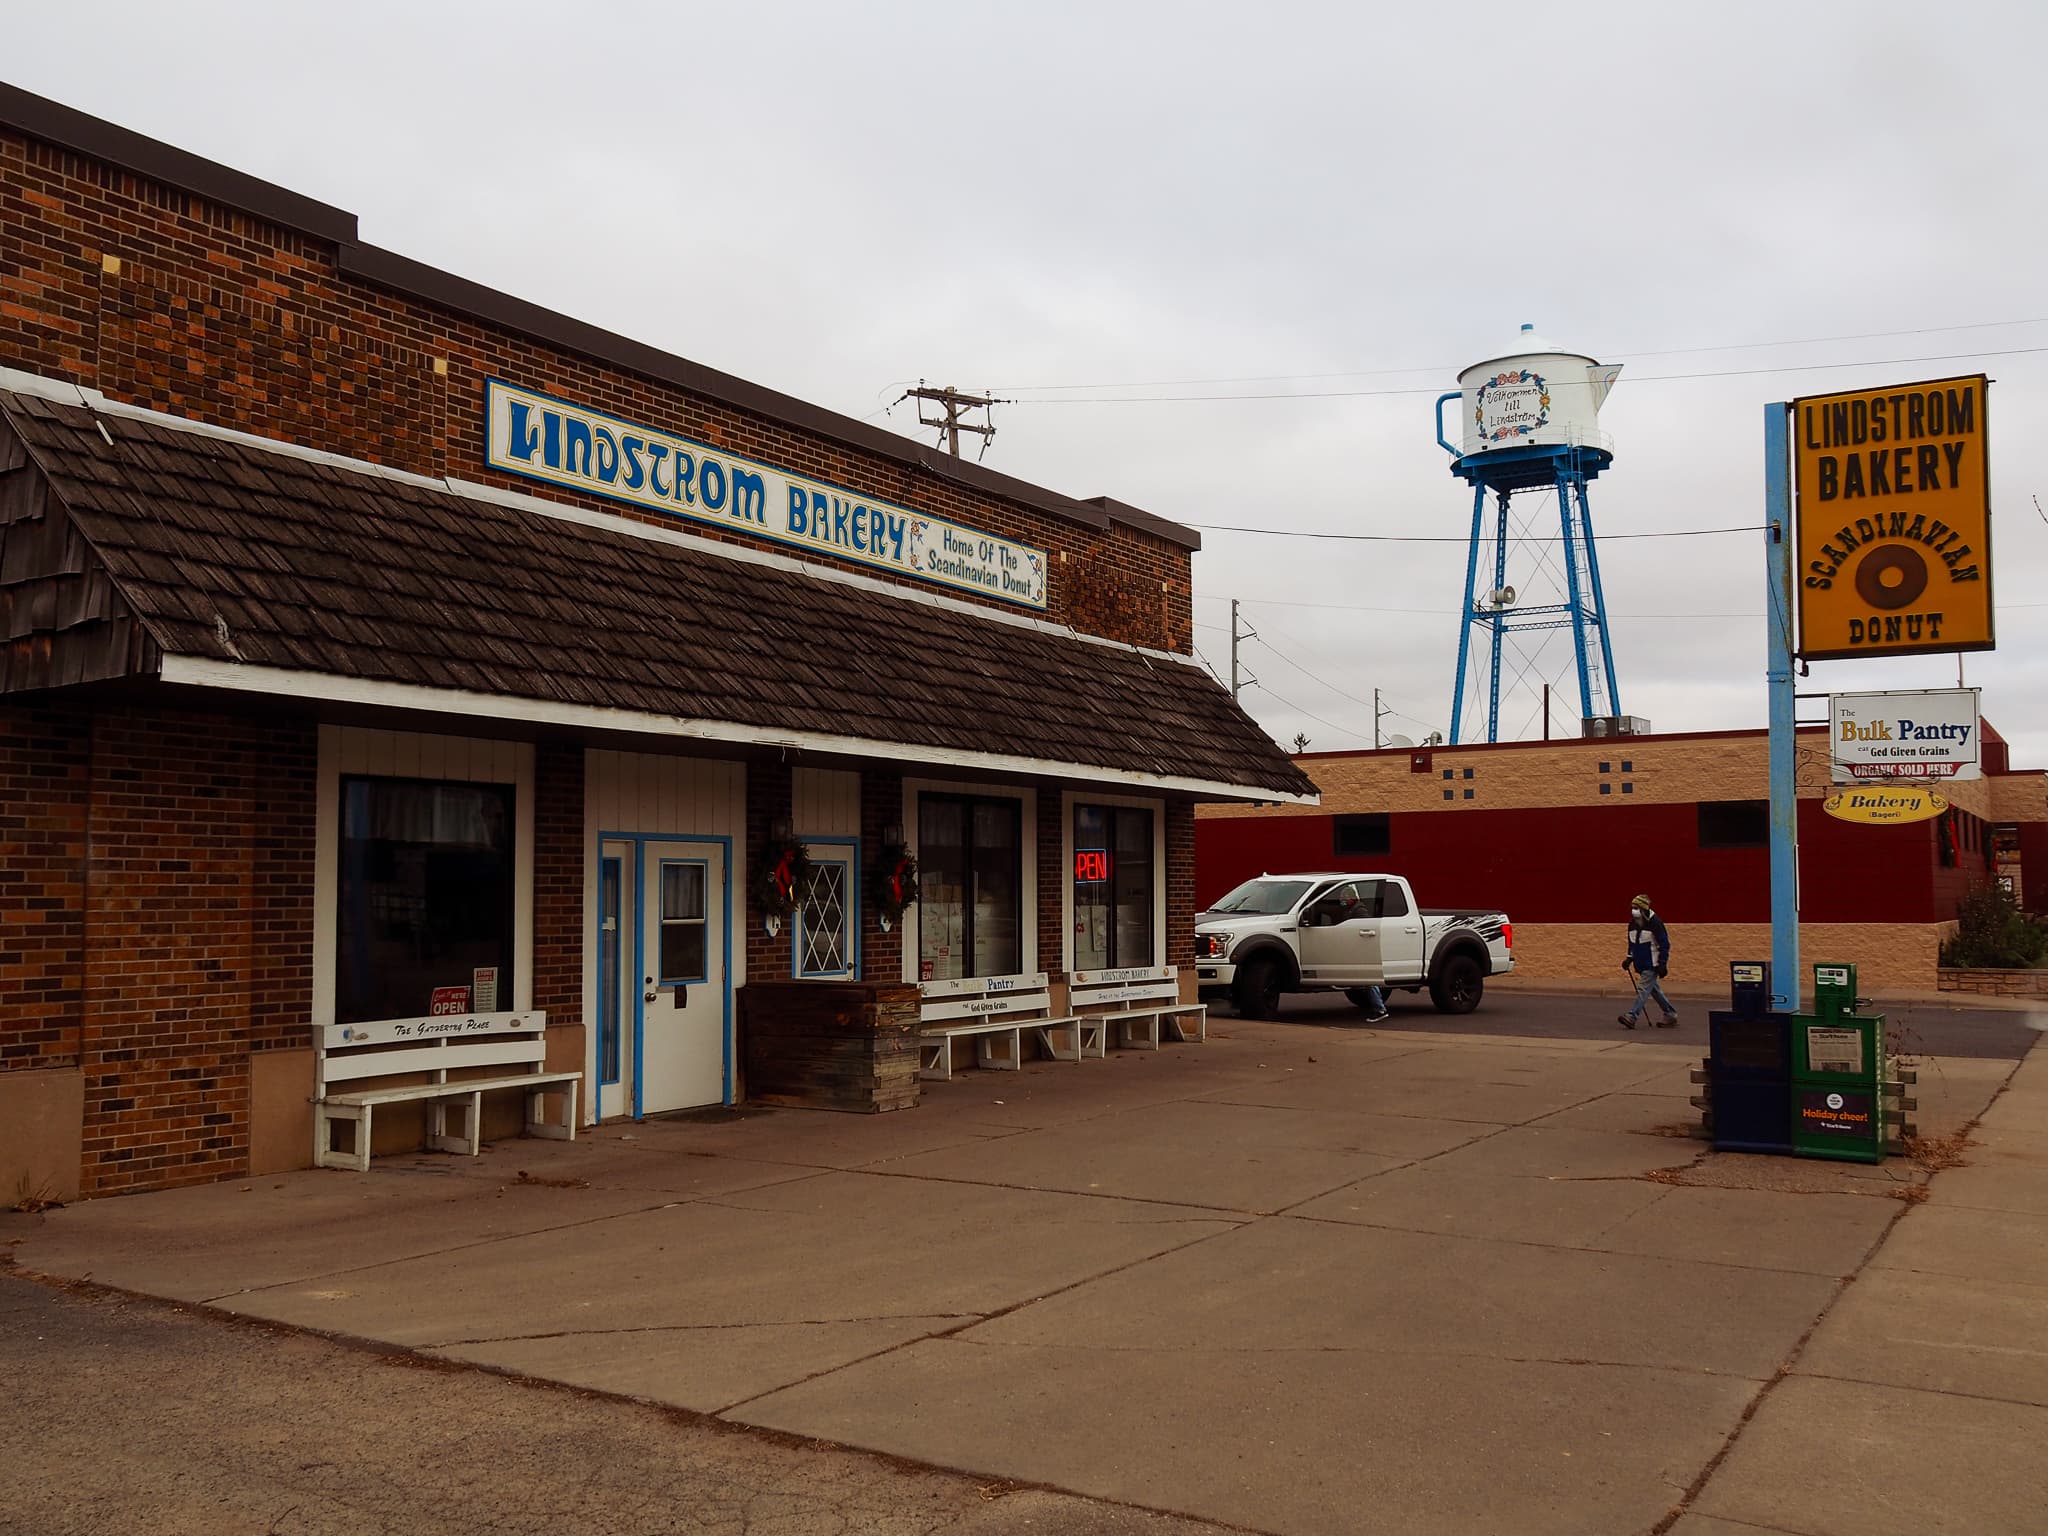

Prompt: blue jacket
[{"left": 1626, "top": 912, "right": 1670, "bottom": 973}]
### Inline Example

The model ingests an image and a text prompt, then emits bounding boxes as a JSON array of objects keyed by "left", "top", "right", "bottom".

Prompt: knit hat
[{"left": 1631, "top": 894, "right": 1653, "bottom": 911}]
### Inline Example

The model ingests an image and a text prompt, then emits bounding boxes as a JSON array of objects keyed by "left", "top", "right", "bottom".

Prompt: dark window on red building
[
  {"left": 1698, "top": 800, "right": 1769, "bottom": 849},
  {"left": 1333, "top": 813, "right": 1391, "bottom": 857}
]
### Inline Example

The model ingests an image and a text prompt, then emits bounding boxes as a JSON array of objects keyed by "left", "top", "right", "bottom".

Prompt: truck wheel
[
  {"left": 1233, "top": 957, "right": 1283, "bottom": 1020},
  {"left": 1430, "top": 953, "right": 1484, "bottom": 1015}
]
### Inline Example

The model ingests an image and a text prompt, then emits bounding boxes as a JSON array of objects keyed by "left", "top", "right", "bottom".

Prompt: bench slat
[
  {"left": 320, "top": 1011, "right": 546, "bottom": 1050},
  {"left": 326, "top": 1071, "right": 579, "bottom": 1107},
  {"left": 320, "top": 1038, "right": 548, "bottom": 1084},
  {"left": 1071, "top": 982, "right": 1181, "bottom": 1008},
  {"left": 919, "top": 1019, "right": 1032, "bottom": 1040},
  {"left": 1070, "top": 965, "right": 1175, "bottom": 986},
  {"left": 917, "top": 971, "right": 1047, "bottom": 1001},
  {"left": 920, "top": 992, "right": 1054, "bottom": 1024}
]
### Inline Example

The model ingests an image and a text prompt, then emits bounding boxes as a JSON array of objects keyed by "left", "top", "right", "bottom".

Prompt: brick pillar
[
  {"left": 1037, "top": 788, "right": 1065, "bottom": 981},
  {"left": 81, "top": 710, "right": 261, "bottom": 1194},
  {"left": 532, "top": 742, "right": 584, "bottom": 1026},
  {"left": 248, "top": 719, "right": 316, "bottom": 1053},
  {"left": 859, "top": 766, "right": 904, "bottom": 982},
  {"left": 0, "top": 703, "right": 89, "bottom": 1073},
  {"left": 1166, "top": 798, "right": 1195, "bottom": 967},
  {"left": 744, "top": 757, "right": 794, "bottom": 981}
]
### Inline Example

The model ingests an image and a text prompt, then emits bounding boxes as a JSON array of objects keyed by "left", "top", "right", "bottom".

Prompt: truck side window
[{"left": 1380, "top": 883, "right": 1410, "bottom": 919}]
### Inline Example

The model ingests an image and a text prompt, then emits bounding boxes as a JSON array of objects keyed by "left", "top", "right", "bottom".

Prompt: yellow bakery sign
[
  {"left": 1822, "top": 785, "right": 1949, "bottom": 826},
  {"left": 1793, "top": 375, "right": 1992, "bottom": 662}
]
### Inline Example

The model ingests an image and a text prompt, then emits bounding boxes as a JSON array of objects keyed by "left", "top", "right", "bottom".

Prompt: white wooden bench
[
  {"left": 1070, "top": 966, "right": 1208, "bottom": 1052},
  {"left": 916, "top": 972, "right": 1105, "bottom": 1081},
  {"left": 314, "top": 1010, "right": 580, "bottom": 1172}
]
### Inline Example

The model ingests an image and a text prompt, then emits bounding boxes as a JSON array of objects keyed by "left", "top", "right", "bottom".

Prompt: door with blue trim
[{"left": 638, "top": 838, "right": 729, "bottom": 1114}]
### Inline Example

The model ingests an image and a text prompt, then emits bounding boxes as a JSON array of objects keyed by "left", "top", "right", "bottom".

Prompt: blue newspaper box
[{"left": 1707, "top": 961, "right": 1793, "bottom": 1154}]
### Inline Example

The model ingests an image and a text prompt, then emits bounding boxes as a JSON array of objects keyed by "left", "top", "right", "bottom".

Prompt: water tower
[{"left": 1435, "top": 324, "right": 1626, "bottom": 743}]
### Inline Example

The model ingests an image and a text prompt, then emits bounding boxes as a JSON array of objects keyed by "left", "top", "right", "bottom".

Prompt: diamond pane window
[{"left": 797, "top": 855, "right": 853, "bottom": 978}]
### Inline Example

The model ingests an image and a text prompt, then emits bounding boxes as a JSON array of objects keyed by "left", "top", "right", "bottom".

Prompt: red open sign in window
[{"left": 1074, "top": 849, "right": 1112, "bottom": 883}]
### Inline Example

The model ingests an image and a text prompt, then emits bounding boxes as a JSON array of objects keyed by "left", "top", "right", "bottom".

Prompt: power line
[
  {"left": 986, "top": 315, "right": 2048, "bottom": 394},
  {"left": 1189, "top": 521, "right": 1764, "bottom": 544},
  {"left": 1195, "top": 593, "right": 2048, "bottom": 617},
  {"left": 999, "top": 344, "right": 2048, "bottom": 405},
  {"left": 1243, "top": 681, "right": 1378, "bottom": 747}
]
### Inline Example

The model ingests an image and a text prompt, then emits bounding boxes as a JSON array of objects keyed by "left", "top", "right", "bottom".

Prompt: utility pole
[
  {"left": 1229, "top": 599, "right": 1257, "bottom": 700},
  {"left": 894, "top": 382, "right": 1005, "bottom": 459},
  {"left": 1374, "top": 689, "right": 1390, "bottom": 750}
]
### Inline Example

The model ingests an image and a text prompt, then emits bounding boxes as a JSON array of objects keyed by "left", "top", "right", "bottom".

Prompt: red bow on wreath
[{"left": 866, "top": 844, "right": 920, "bottom": 929}]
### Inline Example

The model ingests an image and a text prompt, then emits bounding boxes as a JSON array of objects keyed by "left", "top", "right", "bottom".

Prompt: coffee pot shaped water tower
[{"left": 1435, "top": 323, "right": 1630, "bottom": 744}]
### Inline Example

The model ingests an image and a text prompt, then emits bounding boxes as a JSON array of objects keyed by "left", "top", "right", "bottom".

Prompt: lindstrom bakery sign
[
  {"left": 1793, "top": 375, "right": 1992, "bottom": 662},
  {"left": 484, "top": 381, "right": 1048, "bottom": 609}
]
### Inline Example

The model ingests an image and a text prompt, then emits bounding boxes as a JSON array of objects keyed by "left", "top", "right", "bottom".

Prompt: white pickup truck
[{"left": 1193, "top": 872, "right": 1513, "bottom": 1019}]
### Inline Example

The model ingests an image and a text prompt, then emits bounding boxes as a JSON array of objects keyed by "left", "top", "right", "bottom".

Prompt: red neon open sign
[{"left": 1075, "top": 849, "right": 1112, "bottom": 882}]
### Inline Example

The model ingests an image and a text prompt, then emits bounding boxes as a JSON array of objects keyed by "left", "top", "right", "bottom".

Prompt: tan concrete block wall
[
  {"left": 1990, "top": 772, "right": 2048, "bottom": 825},
  {"left": 1507, "top": 921, "right": 1949, "bottom": 991},
  {"left": 1197, "top": 730, "right": 2010, "bottom": 823},
  {"left": 1505, "top": 921, "right": 1951, "bottom": 993}
]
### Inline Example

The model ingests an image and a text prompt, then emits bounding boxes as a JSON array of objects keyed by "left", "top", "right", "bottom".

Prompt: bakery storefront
[{"left": 0, "top": 85, "right": 1315, "bottom": 1200}]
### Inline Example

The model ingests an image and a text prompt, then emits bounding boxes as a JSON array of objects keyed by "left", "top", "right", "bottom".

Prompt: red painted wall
[{"left": 1197, "top": 802, "right": 1956, "bottom": 927}]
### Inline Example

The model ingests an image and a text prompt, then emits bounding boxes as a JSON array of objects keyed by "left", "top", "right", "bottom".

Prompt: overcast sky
[{"left": 12, "top": 2, "right": 2048, "bottom": 765}]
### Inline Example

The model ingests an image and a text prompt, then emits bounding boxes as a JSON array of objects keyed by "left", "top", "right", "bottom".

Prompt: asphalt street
[{"left": 1273, "top": 984, "right": 2044, "bottom": 1059}]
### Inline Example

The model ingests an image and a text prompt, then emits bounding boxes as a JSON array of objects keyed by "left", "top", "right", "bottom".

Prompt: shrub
[{"left": 1940, "top": 880, "right": 2048, "bottom": 969}]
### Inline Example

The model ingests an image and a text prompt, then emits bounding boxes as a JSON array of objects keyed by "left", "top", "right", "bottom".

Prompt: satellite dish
[{"left": 1386, "top": 734, "right": 1415, "bottom": 749}]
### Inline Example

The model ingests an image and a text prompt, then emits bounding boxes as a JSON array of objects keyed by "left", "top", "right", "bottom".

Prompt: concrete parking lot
[{"left": 6, "top": 999, "right": 2045, "bottom": 1536}]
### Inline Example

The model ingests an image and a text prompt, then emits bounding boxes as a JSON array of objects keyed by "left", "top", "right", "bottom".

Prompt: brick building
[
  {"left": 1197, "top": 723, "right": 2048, "bottom": 994},
  {"left": 0, "top": 85, "right": 1315, "bottom": 1201}
]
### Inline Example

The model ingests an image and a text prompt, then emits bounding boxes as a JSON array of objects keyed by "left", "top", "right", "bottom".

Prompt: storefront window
[
  {"left": 918, "top": 795, "right": 1022, "bottom": 980},
  {"left": 1073, "top": 803, "right": 1155, "bottom": 970},
  {"left": 337, "top": 777, "right": 515, "bottom": 1025}
]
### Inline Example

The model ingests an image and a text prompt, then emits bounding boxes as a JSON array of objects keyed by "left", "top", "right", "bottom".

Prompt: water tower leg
[
  {"left": 1555, "top": 473, "right": 1596, "bottom": 724},
  {"left": 1575, "top": 474, "right": 1622, "bottom": 718},
  {"left": 1449, "top": 481, "right": 1487, "bottom": 744},
  {"left": 1487, "top": 489, "right": 1510, "bottom": 742}
]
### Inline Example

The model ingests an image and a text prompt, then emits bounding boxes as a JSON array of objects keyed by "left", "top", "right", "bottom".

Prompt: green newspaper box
[{"left": 1790, "top": 963, "right": 1886, "bottom": 1163}]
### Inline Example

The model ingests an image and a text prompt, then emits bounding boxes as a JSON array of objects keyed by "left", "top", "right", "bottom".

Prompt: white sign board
[
  {"left": 1831, "top": 688, "right": 1981, "bottom": 783},
  {"left": 484, "top": 380, "right": 1048, "bottom": 609}
]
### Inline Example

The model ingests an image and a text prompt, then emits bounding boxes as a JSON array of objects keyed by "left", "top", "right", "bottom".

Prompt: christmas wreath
[
  {"left": 865, "top": 843, "right": 921, "bottom": 931},
  {"left": 750, "top": 831, "right": 816, "bottom": 934}
]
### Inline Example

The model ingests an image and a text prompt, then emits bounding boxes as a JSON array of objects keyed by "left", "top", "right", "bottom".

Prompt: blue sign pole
[{"left": 1765, "top": 403, "right": 1800, "bottom": 1011}]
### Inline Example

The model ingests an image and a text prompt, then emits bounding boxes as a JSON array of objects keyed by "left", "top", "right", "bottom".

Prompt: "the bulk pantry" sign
[
  {"left": 484, "top": 381, "right": 1048, "bottom": 609},
  {"left": 1793, "top": 374, "right": 1992, "bottom": 661}
]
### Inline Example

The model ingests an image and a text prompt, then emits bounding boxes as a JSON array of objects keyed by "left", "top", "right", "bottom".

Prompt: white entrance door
[{"left": 627, "top": 838, "right": 729, "bottom": 1116}]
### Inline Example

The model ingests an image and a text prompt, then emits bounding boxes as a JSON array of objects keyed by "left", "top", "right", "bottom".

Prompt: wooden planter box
[{"left": 739, "top": 981, "right": 922, "bottom": 1113}]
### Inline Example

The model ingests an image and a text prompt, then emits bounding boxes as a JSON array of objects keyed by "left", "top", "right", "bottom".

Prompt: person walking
[{"left": 1617, "top": 893, "right": 1678, "bottom": 1029}]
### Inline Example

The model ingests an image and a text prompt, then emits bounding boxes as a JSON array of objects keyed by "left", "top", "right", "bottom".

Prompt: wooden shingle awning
[{"left": 0, "top": 387, "right": 1317, "bottom": 802}]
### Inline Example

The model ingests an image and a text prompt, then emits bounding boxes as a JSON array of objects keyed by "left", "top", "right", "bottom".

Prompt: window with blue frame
[{"left": 796, "top": 850, "right": 855, "bottom": 978}]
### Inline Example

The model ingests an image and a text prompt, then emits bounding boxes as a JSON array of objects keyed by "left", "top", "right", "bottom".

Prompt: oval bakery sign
[{"left": 1822, "top": 786, "right": 1949, "bottom": 826}]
